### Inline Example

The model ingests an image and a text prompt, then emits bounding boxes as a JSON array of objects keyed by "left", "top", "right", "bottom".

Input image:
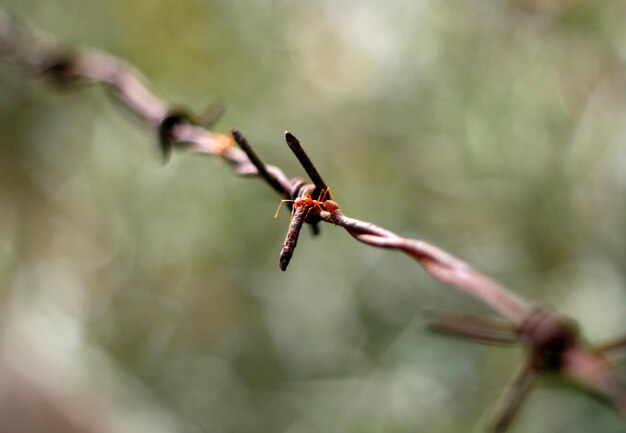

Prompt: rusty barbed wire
[
  {"left": 426, "top": 308, "right": 626, "bottom": 431},
  {"left": 1, "top": 9, "right": 625, "bottom": 433}
]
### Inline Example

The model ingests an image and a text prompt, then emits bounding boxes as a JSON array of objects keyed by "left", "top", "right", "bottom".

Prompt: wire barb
[
  {"left": 596, "top": 336, "right": 626, "bottom": 359},
  {"left": 232, "top": 129, "right": 289, "bottom": 196},
  {"left": 423, "top": 310, "right": 518, "bottom": 345},
  {"left": 427, "top": 307, "right": 626, "bottom": 432},
  {"left": 284, "top": 132, "right": 329, "bottom": 196},
  {"left": 278, "top": 189, "right": 311, "bottom": 271},
  {"left": 197, "top": 101, "right": 226, "bottom": 128},
  {"left": 489, "top": 362, "right": 535, "bottom": 433}
]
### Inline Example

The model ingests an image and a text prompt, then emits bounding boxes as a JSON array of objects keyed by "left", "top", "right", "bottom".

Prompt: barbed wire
[{"left": 1, "top": 9, "right": 624, "bottom": 433}]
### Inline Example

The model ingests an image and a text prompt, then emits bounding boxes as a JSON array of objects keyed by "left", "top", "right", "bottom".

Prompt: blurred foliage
[{"left": 0, "top": 0, "right": 625, "bottom": 432}]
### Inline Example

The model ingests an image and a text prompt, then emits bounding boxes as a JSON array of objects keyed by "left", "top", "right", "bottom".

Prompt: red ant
[{"left": 274, "top": 187, "right": 339, "bottom": 219}]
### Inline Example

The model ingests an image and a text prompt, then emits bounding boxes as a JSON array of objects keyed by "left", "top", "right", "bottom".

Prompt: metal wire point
[{"left": 284, "top": 131, "right": 329, "bottom": 196}]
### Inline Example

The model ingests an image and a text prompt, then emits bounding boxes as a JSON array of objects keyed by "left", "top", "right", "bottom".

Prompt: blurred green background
[{"left": 0, "top": 0, "right": 625, "bottom": 432}]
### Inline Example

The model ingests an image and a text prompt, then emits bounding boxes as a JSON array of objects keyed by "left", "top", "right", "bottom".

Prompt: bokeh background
[{"left": 0, "top": 0, "right": 625, "bottom": 432}]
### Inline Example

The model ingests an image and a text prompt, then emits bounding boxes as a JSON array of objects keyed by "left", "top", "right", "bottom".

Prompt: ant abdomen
[{"left": 323, "top": 200, "right": 339, "bottom": 212}]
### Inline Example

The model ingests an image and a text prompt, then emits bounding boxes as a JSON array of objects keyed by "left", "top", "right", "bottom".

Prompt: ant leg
[
  {"left": 319, "top": 187, "right": 333, "bottom": 202},
  {"left": 317, "top": 188, "right": 327, "bottom": 202},
  {"left": 303, "top": 199, "right": 324, "bottom": 221},
  {"left": 303, "top": 204, "right": 314, "bottom": 221},
  {"left": 320, "top": 202, "right": 336, "bottom": 223},
  {"left": 275, "top": 200, "right": 293, "bottom": 219}
]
